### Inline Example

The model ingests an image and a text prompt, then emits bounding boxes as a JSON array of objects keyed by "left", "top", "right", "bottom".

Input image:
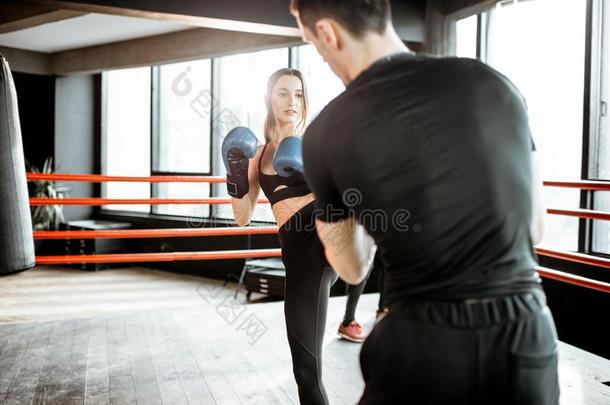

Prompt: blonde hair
[{"left": 263, "top": 68, "right": 309, "bottom": 144}]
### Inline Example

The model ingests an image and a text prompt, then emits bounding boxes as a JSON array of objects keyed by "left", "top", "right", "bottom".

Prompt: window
[
  {"left": 292, "top": 44, "right": 345, "bottom": 121},
  {"left": 592, "top": 0, "right": 610, "bottom": 254},
  {"left": 484, "top": 0, "right": 587, "bottom": 250},
  {"left": 456, "top": 15, "right": 478, "bottom": 59},
  {"left": 592, "top": 212, "right": 610, "bottom": 254},
  {"left": 213, "top": 48, "right": 289, "bottom": 222},
  {"left": 597, "top": 0, "right": 610, "bottom": 180},
  {"left": 153, "top": 59, "right": 212, "bottom": 217},
  {"left": 154, "top": 59, "right": 212, "bottom": 174},
  {"left": 154, "top": 182, "right": 210, "bottom": 218},
  {"left": 103, "top": 67, "right": 151, "bottom": 213}
]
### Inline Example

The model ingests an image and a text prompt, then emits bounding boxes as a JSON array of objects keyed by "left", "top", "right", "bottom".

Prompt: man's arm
[
  {"left": 522, "top": 97, "right": 545, "bottom": 246},
  {"left": 315, "top": 217, "right": 376, "bottom": 285},
  {"left": 530, "top": 150, "right": 545, "bottom": 245}
]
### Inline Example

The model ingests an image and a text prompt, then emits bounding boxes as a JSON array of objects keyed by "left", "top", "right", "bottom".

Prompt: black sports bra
[{"left": 258, "top": 143, "right": 311, "bottom": 206}]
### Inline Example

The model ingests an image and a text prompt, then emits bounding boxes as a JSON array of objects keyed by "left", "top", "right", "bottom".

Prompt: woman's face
[{"left": 270, "top": 75, "right": 304, "bottom": 127}]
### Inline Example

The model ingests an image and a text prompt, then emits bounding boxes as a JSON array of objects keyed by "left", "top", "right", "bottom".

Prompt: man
[{"left": 291, "top": 1, "right": 558, "bottom": 404}]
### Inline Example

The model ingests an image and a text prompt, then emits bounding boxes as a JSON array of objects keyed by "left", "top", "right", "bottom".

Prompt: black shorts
[{"left": 359, "top": 289, "right": 560, "bottom": 405}]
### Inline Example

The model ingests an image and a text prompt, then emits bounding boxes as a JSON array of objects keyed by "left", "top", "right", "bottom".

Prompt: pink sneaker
[{"left": 338, "top": 320, "right": 367, "bottom": 343}]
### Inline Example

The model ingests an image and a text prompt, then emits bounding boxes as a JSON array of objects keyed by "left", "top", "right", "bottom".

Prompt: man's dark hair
[{"left": 290, "top": 0, "right": 391, "bottom": 39}]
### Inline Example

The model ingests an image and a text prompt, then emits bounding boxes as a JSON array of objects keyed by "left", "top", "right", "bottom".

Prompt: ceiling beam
[
  {"left": 1, "top": 0, "right": 427, "bottom": 75},
  {"left": 1, "top": 23, "right": 303, "bottom": 75},
  {"left": 0, "top": 45, "right": 51, "bottom": 74},
  {"left": 15, "top": 0, "right": 427, "bottom": 41},
  {"left": 15, "top": 0, "right": 302, "bottom": 37},
  {"left": 50, "top": 27, "right": 303, "bottom": 75},
  {"left": 0, "top": 3, "right": 86, "bottom": 34},
  {"left": 442, "top": 0, "right": 498, "bottom": 16}
]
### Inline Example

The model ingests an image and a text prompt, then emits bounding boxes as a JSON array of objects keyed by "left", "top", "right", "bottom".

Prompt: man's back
[{"left": 304, "top": 53, "right": 540, "bottom": 303}]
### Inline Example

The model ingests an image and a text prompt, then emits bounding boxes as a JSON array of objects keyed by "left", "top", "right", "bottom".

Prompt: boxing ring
[
  {"left": 9, "top": 174, "right": 610, "bottom": 405},
  {"left": 24, "top": 173, "right": 610, "bottom": 295}
]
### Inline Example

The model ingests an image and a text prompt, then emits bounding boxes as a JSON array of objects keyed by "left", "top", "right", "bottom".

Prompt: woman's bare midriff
[{"left": 272, "top": 192, "right": 316, "bottom": 229}]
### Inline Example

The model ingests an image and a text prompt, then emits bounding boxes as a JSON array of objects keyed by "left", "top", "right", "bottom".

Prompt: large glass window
[
  {"left": 154, "top": 182, "right": 211, "bottom": 218},
  {"left": 153, "top": 59, "right": 212, "bottom": 217},
  {"left": 592, "top": 204, "right": 610, "bottom": 254},
  {"left": 292, "top": 44, "right": 345, "bottom": 121},
  {"left": 213, "top": 48, "right": 289, "bottom": 222},
  {"left": 155, "top": 59, "right": 212, "bottom": 174},
  {"left": 484, "top": 0, "right": 587, "bottom": 250},
  {"left": 103, "top": 67, "right": 151, "bottom": 213},
  {"left": 591, "top": 1, "right": 610, "bottom": 255},
  {"left": 595, "top": 0, "right": 610, "bottom": 181},
  {"left": 456, "top": 15, "right": 478, "bottom": 59}
]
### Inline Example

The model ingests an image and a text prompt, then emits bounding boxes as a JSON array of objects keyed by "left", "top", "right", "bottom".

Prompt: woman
[{"left": 227, "top": 68, "right": 336, "bottom": 405}]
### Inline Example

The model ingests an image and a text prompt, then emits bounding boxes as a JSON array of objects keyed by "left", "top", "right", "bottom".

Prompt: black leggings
[
  {"left": 343, "top": 250, "right": 387, "bottom": 324},
  {"left": 343, "top": 270, "right": 370, "bottom": 325},
  {"left": 279, "top": 201, "right": 338, "bottom": 405},
  {"left": 359, "top": 289, "right": 560, "bottom": 404}
]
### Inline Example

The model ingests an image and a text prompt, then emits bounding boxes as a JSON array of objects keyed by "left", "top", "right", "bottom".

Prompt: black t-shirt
[{"left": 303, "top": 53, "right": 541, "bottom": 303}]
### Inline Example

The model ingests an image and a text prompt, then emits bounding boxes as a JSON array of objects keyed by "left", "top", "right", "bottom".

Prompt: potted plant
[{"left": 26, "top": 157, "right": 69, "bottom": 253}]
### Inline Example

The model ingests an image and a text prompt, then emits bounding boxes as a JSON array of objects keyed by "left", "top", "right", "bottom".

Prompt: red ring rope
[
  {"left": 34, "top": 226, "right": 279, "bottom": 240},
  {"left": 35, "top": 248, "right": 283, "bottom": 265},
  {"left": 27, "top": 173, "right": 226, "bottom": 183},
  {"left": 543, "top": 180, "right": 610, "bottom": 190},
  {"left": 535, "top": 247, "right": 610, "bottom": 269},
  {"left": 547, "top": 208, "right": 610, "bottom": 221},
  {"left": 536, "top": 266, "right": 610, "bottom": 293},
  {"left": 25, "top": 172, "right": 610, "bottom": 294},
  {"left": 30, "top": 197, "right": 269, "bottom": 205}
]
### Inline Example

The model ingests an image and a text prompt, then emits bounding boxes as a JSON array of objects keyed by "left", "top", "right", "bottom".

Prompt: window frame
[
  {"left": 150, "top": 61, "right": 214, "bottom": 217},
  {"left": 588, "top": 0, "right": 610, "bottom": 257}
]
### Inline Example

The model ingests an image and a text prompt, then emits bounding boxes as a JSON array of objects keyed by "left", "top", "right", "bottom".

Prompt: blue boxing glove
[
  {"left": 273, "top": 136, "right": 304, "bottom": 177},
  {"left": 221, "top": 127, "right": 258, "bottom": 198}
]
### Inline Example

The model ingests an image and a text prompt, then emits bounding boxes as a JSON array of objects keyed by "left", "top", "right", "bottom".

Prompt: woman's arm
[{"left": 231, "top": 145, "right": 263, "bottom": 226}]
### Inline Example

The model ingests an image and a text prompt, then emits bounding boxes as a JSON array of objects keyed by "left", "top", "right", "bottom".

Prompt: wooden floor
[{"left": 0, "top": 267, "right": 609, "bottom": 405}]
